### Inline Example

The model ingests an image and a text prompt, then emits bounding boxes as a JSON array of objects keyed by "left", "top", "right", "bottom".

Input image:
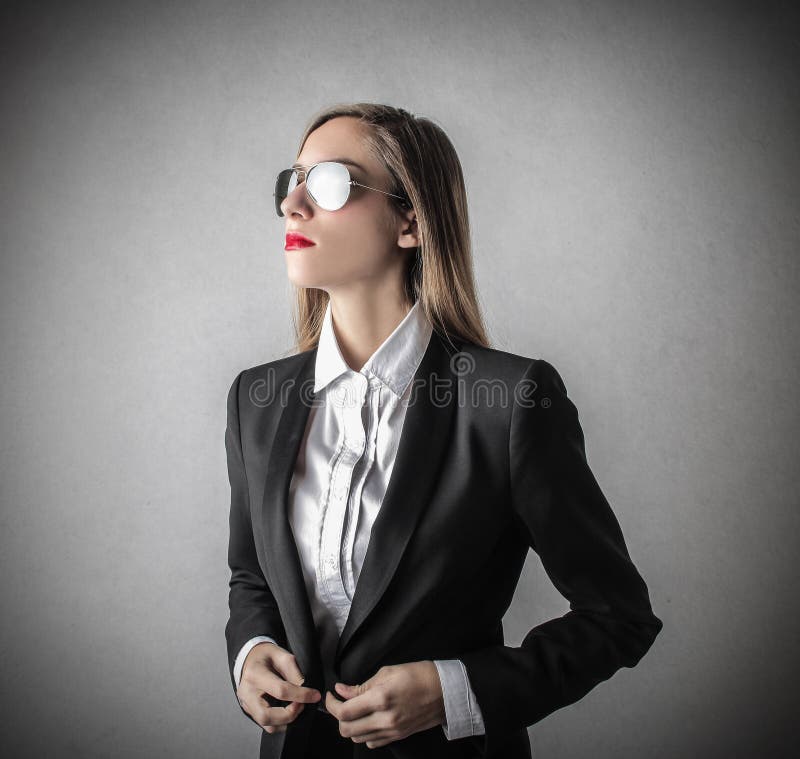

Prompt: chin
[{"left": 286, "top": 270, "right": 328, "bottom": 289}]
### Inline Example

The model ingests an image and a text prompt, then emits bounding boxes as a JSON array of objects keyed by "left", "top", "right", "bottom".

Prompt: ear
[{"left": 395, "top": 207, "right": 419, "bottom": 250}]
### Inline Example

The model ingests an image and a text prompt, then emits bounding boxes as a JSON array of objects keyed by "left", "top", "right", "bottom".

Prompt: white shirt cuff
[{"left": 433, "top": 658, "right": 486, "bottom": 740}]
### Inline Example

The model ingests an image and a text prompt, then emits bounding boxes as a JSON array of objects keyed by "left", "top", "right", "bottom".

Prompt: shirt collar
[{"left": 313, "top": 299, "right": 433, "bottom": 398}]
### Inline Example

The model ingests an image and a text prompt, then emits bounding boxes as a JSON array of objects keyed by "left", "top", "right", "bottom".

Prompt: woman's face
[{"left": 280, "top": 116, "right": 416, "bottom": 294}]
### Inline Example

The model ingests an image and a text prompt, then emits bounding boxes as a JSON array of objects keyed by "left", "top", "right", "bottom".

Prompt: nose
[{"left": 280, "top": 179, "right": 312, "bottom": 219}]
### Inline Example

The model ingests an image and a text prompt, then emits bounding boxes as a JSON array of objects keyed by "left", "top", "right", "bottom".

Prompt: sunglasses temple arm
[{"left": 352, "top": 181, "right": 408, "bottom": 202}]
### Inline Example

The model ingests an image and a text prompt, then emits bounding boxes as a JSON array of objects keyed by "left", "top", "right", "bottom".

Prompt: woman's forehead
[
  {"left": 291, "top": 157, "right": 367, "bottom": 173},
  {"left": 297, "top": 117, "right": 377, "bottom": 173}
]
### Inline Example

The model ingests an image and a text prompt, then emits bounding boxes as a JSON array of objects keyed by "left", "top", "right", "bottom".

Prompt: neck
[{"left": 328, "top": 294, "right": 414, "bottom": 372}]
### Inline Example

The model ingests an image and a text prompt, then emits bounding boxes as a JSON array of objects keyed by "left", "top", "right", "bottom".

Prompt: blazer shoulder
[
  {"left": 458, "top": 341, "right": 560, "bottom": 380},
  {"left": 457, "top": 344, "right": 575, "bottom": 416},
  {"left": 227, "top": 347, "right": 315, "bottom": 413}
]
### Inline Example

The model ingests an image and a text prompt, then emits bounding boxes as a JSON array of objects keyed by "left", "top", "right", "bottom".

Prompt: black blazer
[{"left": 224, "top": 330, "right": 663, "bottom": 759}]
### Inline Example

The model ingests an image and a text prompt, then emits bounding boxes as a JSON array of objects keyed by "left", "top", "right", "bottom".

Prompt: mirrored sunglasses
[{"left": 273, "top": 161, "right": 411, "bottom": 217}]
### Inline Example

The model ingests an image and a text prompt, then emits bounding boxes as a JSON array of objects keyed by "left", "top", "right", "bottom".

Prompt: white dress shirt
[{"left": 234, "top": 299, "right": 485, "bottom": 740}]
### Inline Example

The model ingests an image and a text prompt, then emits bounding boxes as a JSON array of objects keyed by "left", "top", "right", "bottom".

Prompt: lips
[{"left": 285, "top": 232, "right": 316, "bottom": 250}]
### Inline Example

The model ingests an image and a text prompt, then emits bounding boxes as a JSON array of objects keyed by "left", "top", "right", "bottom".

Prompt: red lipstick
[{"left": 285, "top": 232, "right": 316, "bottom": 250}]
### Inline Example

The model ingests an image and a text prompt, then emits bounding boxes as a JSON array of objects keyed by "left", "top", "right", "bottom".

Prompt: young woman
[{"left": 224, "top": 103, "right": 663, "bottom": 759}]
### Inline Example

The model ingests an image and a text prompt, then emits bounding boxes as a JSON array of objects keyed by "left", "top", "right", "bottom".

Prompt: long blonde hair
[{"left": 286, "top": 102, "right": 491, "bottom": 354}]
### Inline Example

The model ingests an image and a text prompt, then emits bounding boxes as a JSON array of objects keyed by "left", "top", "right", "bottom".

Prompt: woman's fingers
[
  {"left": 268, "top": 650, "right": 322, "bottom": 703},
  {"left": 237, "top": 643, "right": 321, "bottom": 732},
  {"left": 244, "top": 644, "right": 322, "bottom": 705},
  {"left": 245, "top": 689, "right": 305, "bottom": 729},
  {"left": 263, "top": 702, "right": 302, "bottom": 732}
]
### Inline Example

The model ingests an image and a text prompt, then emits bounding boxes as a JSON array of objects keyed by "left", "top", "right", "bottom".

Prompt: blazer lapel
[
  {"left": 259, "top": 346, "right": 324, "bottom": 688},
  {"left": 335, "top": 330, "right": 460, "bottom": 663}
]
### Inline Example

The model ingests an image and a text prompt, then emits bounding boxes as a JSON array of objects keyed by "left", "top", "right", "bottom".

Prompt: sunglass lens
[
  {"left": 306, "top": 161, "right": 351, "bottom": 211},
  {"left": 274, "top": 169, "right": 298, "bottom": 217}
]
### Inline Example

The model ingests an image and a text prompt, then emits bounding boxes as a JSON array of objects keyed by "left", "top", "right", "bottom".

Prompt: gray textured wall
[{"left": 1, "top": 1, "right": 797, "bottom": 757}]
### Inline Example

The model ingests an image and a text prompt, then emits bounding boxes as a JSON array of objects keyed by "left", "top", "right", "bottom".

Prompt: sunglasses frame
[{"left": 273, "top": 161, "right": 411, "bottom": 217}]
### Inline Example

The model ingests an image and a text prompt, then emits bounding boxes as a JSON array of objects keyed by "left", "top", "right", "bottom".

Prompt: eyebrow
[{"left": 291, "top": 158, "right": 367, "bottom": 172}]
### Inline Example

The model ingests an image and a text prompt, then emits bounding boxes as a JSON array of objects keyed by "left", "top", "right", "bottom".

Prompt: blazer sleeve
[
  {"left": 225, "top": 369, "right": 289, "bottom": 719},
  {"left": 460, "top": 359, "right": 663, "bottom": 748}
]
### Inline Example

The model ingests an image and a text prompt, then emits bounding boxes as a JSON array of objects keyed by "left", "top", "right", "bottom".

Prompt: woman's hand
[
  {"left": 236, "top": 642, "right": 322, "bottom": 734},
  {"left": 324, "top": 661, "right": 445, "bottom": 749}
]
